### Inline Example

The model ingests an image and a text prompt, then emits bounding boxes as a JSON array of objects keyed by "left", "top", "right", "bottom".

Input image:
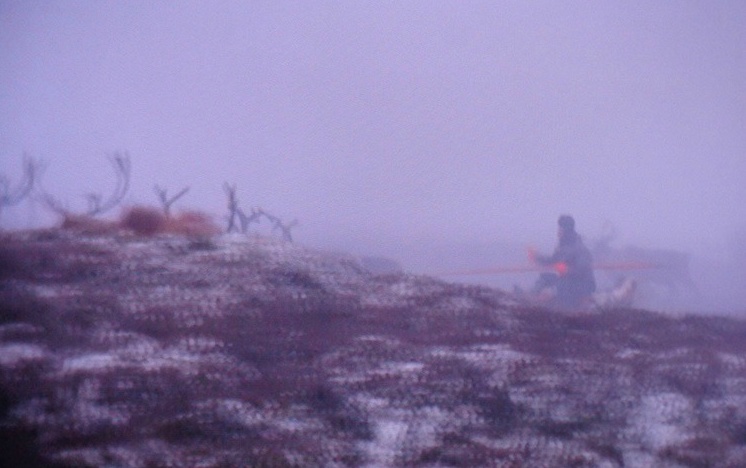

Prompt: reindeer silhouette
[
  {"left": 43, "top": 153, "right": 219, "bottom": 237},
  {"left": 592, "top": 222, "right": 698, "bottom": 300}
]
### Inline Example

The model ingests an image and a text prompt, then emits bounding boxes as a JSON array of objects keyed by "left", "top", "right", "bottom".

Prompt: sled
[{"left": 512, "top": 277, "right": 637, "bottom": 312}]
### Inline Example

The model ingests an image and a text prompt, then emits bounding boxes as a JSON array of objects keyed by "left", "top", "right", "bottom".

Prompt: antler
[
  {"left": 154, "top": 185, "right": 190, "bottom": 215},
  {"left": 259, "top": 209, "right": 297, "bottom": 242},
  {"left": 222, "top": 184, "right": 295, "bottom": 240},
  {"left": 41, "top": 152, "right": 131, "bottom": 219},
  {"left": 0, "top": 154, "right": 41, "bottom": 208},
  {"left": 223, "top": 183, "right": 264, "bottom": 234},
  {"left": 237, "top": 207, "right": 263, "bottom": 234},
  {"left": 84, "top": 152, "right": 131, "bottom": 216},
  {"left": 224, "top": 183, "right": 240, "bottom": 233}
]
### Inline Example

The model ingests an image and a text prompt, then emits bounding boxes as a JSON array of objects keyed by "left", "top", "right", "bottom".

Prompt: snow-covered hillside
[{"left": 1, "top": 229, "right": 745, "bottom": 467}]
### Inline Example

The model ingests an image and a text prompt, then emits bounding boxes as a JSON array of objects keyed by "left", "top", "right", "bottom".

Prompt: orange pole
[{"left": 437, "top": 261, "right": 661, "bottom": 276}]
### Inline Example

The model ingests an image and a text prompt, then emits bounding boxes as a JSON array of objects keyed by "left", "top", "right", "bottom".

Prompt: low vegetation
[{"left": 1, "top": 230, "right": 745, "bottom": 466}]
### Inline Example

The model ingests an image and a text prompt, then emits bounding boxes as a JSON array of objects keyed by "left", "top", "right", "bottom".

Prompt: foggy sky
[{"left": 2, "top": 1, "right": 745, "bottom": 263}]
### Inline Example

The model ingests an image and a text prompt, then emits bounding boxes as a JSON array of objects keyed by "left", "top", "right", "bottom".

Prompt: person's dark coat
[{"left": 535, "top": 231, "right": 596, "bottom": 308}]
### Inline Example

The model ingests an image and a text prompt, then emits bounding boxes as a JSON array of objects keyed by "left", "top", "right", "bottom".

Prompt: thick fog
[{"left": 2, "top": 1, "right": 744, "bottom": 312}]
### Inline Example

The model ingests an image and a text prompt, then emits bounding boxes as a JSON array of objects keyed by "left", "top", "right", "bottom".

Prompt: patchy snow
[
  {"left": 0, "top": 343, "right": 47, "bottom": 366},
  {"left": 633, "top": 392, "right": 693, "bottom": 452},
  {"left": 363, "top": 416, "right": 409, "bottom": 467},
  {"left": 1, "top": 230, "right": 746, "bottom": 466}
]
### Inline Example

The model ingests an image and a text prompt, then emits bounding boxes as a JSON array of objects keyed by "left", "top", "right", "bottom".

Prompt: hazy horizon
[{"left": 2, "top": 1, "right": 745, "bottom": 310}]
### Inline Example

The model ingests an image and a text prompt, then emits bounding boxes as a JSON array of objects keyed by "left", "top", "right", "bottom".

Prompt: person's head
[{"left": 557, "top": 215, "right": 576, "bottom": 243}]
